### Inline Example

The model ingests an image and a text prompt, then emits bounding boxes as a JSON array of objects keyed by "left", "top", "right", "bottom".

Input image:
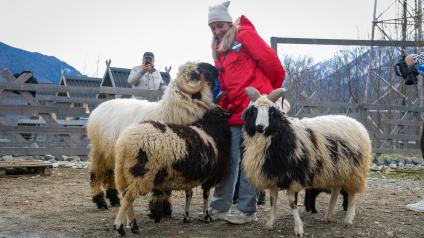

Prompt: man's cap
[{"left": 143, "top": 52, "right": 155, "bottom": 58}]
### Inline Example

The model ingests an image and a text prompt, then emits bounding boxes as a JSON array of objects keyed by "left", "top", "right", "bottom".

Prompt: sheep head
[
  {"left": 242, "top": 87, "right": 287, "bottom": 136},
  {"left": 175, "top": 62, "right": 217, "bottom": 96}
]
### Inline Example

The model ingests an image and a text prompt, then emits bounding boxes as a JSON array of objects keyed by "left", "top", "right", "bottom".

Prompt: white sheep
[
  {"left": 241, "top": 87, "right": 372, "bottom": 237},
  {"left": 87, "top": 62, "right": 218, "bottom": 209},
  {"left": 112, "top": 107, "right": 231, "bottom": 236}
]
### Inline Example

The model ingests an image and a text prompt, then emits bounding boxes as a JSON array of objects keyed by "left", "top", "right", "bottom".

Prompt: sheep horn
[
  {"left": 267, "top": 88, "right": 286, "bottom": 103},
  {"left": 178, "top": 73, "right": 205, "bottom": 95},
  {"left": 245, "top": 87, "right": 261, "bottom": 102}
]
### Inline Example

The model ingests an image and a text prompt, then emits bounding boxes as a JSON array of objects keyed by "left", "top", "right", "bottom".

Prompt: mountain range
[{"left": 0, "top": 42, "right": 81, "bottom": 84}]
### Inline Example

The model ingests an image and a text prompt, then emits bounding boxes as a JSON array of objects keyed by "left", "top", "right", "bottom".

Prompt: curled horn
[
  {"left": 244, "top": 87, "right": 261, "bottom": 102},
  {"left": 267, "top": 88, "right": 286, "bottom": 103},
  {"left": 177, "top": 72, "right": 205, "bottom": 95}
]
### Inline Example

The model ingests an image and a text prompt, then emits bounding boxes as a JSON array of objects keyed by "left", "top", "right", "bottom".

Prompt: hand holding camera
[
  {"left": 394, "top": 58, "right": 419, "bottom": 85},
  {"left": 143, "top": 62, "right": 152, "bottom": 73}
]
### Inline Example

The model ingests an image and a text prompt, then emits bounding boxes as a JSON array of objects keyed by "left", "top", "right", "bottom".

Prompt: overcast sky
[{"left": 1, "top": 0, "right": 395, "bottom": 79}]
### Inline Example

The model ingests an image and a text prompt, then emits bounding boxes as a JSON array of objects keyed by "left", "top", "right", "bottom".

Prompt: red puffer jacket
[{"left": 215, "top": 15, "right": 285, "bottom": 126}]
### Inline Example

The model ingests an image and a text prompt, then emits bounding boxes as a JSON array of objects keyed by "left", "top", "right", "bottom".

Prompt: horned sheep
[
  {"left": 241, "top": 87, "right": 372, "bottom": 237},
  {"left": 87, "top": 62, "right": 218, "bottom": 209},
  {"left": 112, "top": 107, "right": 231, "bottom": 236}
]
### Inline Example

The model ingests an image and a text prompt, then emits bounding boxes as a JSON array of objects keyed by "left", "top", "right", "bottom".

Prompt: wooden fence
[
  {"left": 0, "top": 70, "right": 162, "bottom": 157},
  {"left": 291, "top": 99, "right": 424, "bottom": 155},
  {"left": 0, "top": 71, "right": 422, "bottom": 157}
]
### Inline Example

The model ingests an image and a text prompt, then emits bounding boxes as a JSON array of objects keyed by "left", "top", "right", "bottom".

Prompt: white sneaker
[
  {"left": 406, "top": 199, "right": 424, "bottom": 212},
  {"left": 223, "top": 208, "right": 257, "bottom": 224},
  {"left": 207, "top": 208, "right": 228, "bottom": 220}
]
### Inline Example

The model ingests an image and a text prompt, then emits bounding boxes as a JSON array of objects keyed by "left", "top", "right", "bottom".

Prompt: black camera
[
  {"left": 394, "top": 58, "right": 419, "bottom": 85},
  {"left": 144, "top": 62, "right": 151, "bottom": 66}
]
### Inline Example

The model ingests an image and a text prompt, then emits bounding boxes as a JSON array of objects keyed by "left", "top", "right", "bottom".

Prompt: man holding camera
[
  {"left": 395, "top": 53, "right": 424, "bottom": 213},
  {"left": 128, "top": 51, "right": 166, "bottom": 97}
]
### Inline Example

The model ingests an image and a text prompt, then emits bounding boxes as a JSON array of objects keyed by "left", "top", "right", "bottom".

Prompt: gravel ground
[{"left": 0, "top": 168, "right": 423, "bottom": 238}]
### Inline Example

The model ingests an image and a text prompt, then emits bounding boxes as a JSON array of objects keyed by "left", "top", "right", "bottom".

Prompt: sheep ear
[
  {"left": 245, "top": 87, "right": 260, "bottom": 102},
  {"left": 267, "top": 88, "right": 286, "bottom": 103}
]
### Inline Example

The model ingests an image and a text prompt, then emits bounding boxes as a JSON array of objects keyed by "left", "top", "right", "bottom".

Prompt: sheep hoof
[
  {"left": 203, "top": 214, "right": 213, "bottom": 223},
  {"left": 265, "top": 222, "right": 274, "bottom": 230},
  {"left": 130, "top": 219, "right": 140, "bottom": 234},
  {"left": 110, "top": 200, "right": 121, "bottom": 207},
  {"left": 344, "top": 220, "right": 353, "bottom": 227},
  {"left": 106, "top": 188, "right": 121, "bottom": 207},
  {"left": 92, "top": 193, "right": 108, "bottom": 210},
  {"left": 113, "top": 224, "right": 126, "bottom": 236},
  {"left": 183, "top": 216, "right": 191, "bottom": 223},
  {"left": 294, "top": 227, "right": 304, "bottom": 237}
]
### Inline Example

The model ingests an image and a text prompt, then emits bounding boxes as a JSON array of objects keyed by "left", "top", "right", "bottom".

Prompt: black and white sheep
[
  {"left": 87, "top": 62, "right": 218, "bottom": 209},
  {"left": 113, "top": 107, "right": 231, "bottom": 236},
  {"left": 241, "top": 87, "right": 372, "bottom": 237}
]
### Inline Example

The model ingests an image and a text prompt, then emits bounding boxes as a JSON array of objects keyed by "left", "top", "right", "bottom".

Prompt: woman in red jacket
[{"left": 207, "top": 1, "right": 286, "bottom": 224}]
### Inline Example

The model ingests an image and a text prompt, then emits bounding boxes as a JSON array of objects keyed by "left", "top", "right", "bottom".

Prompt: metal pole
[
  {"left": 365, "top": 0, "right": 378, "bottom": 102},
  {"left": 417, "top": 0, "right": 424, "bottom": 114}
]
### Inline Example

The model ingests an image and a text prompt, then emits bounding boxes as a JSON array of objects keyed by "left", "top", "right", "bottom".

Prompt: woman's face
[{"left": 209, "top": 21, "right": 231, "bottom": 42}]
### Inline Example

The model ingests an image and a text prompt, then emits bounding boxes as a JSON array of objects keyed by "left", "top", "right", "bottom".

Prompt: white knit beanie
[{"left": 208, "top": 1, "right": 233, "bottom": 24}]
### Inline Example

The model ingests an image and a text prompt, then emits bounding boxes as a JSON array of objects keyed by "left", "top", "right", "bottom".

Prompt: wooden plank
[
  {"left": 19, "top": 91, "right": 40, "bottom": 106},
  {"left": 15, "top": 72, "right": 32, "bottom": 84},
  {"left": 380, "top": 119, "right": 423, "bottom": 127},
  {"left": 0, "top": 105, "right": 88, "bottom": 117},
  {"left": 0, "top": 147, "right": 89, "bottom": 156},
  {"left": 0, "top": 160, "right": 52, "bottom": 168},
  {"left": 373, "top": 148, "right": 422, "bottom": 154},
  {"left": 295, "top": 101, "right": 359, "bottom": 109},
  {"left": 363, "top": 103, "right": 424, "bottom": 113},
  {"left": 1, "top": 69, "right": 14, "bottom": 82},
  {"left": 0, "top": 141, "right": 88, "bottom": 148},
  {"left": 0, "top": 82, "right": 163, "bottom": 97},
  {"left": 291, "top": 113, "right": 360, "bottom": 119},
  {"left": 0, "top": 160, "right": 53, "bottom": 176},
  {"left": 373, "top": 134, "right": 421, "bottom": 141},
  {"left": 0, "top": 125, "right": 86, "bottom": 134},
  {"left": 36, "top": 95, "right": 106, "bottom": 104}
]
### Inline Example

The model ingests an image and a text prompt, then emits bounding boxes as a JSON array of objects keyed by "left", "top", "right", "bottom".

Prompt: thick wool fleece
[
  {"left": 242, "top": 96, "right": 372, "bottom": 194},
  {"left": 87, "top": 62, "right": 216, "bottom": 202}
]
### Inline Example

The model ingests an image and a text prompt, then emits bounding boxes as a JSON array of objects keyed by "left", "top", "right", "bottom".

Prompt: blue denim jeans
[{"left": 210, "top": 126, "right": 258, "bottom": 213}]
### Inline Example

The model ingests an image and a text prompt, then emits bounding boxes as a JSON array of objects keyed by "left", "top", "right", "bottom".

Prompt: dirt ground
[{"left": 0, "top": 168, "right": 423, "bottom": 238}]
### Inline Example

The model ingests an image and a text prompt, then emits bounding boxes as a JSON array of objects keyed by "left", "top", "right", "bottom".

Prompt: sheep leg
[
  {"left": 202, "top": 189, "right": 212, "bottom": 222},
  {"left": 114, "top": 194, "right": 136, "bottom": 236},
  {"left": 126, "top": 203, "right": 139, "bottom": 234},
  {"left": 183, "top": 189, "right": 193, "bottom": 223},
  {"left": 323, "top": 187, "right": 340, "bottom": 223},
  {"left": 288, "top": 190, "right": 304, "bottom": 237},
  {"left": 148, "top": 189, "right": 165, "bottom": 223},
  {"left": 89, "top": 171, "right": 108, "bottom": 210},
  {"left": 266, "top": 187, "right": 278, "bottom": 230},
  {"left": 344, "top": 192, "right": 357, "bottom": 226},
  {"left": 163, "top": 190, "right": 172, "bottom": 218},
  {"left": 341, "top": 190, "right": 349, "bottom": 211},
  {"left": 104, "top": 170, "right": 120, "bottom": 207},
  {"left": 309, "top": 189, "right": 319, "bottom": 214}
]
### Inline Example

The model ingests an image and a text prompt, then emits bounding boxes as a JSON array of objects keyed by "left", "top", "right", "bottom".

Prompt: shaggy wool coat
[{"left": 215, "top": 15, "right": 286, "bottom": 125}]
